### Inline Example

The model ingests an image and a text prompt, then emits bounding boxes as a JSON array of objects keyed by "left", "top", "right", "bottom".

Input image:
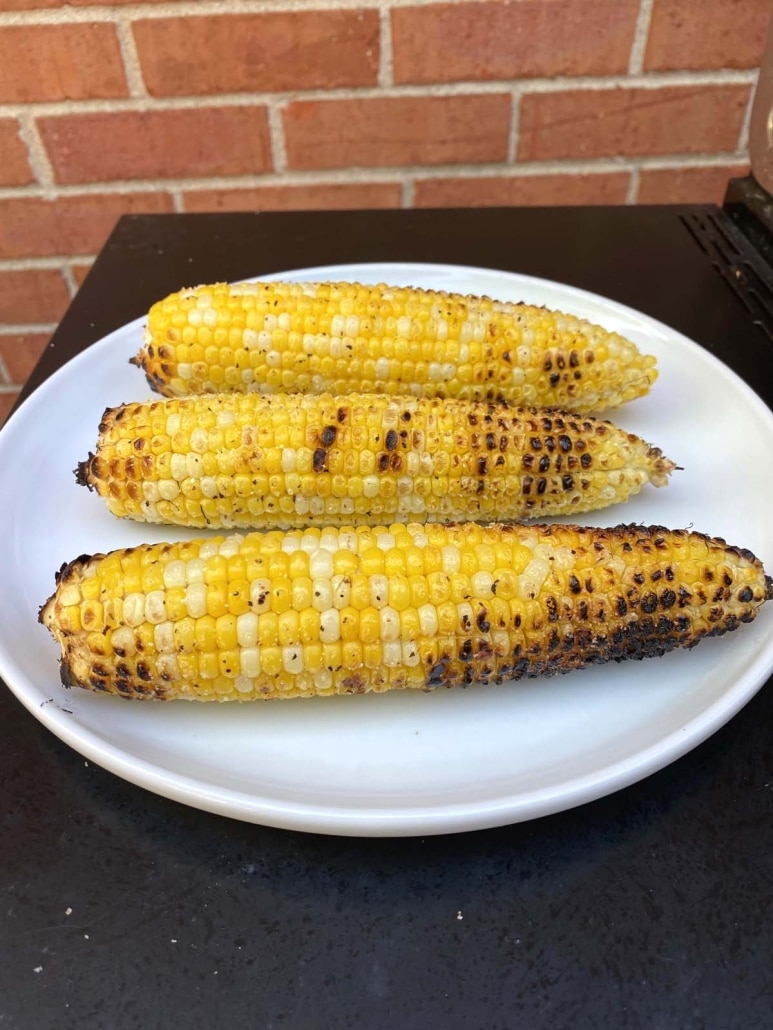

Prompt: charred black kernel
[
  {"left": 521, "top": 453, "right": 534, "bottom": 470},
  {"left": 724, "top": 614, "right": 738, "bottom": 632},
  {"left": 651, "top": 569, "right": 662, "bottom": 581},
  {"left": 641, "top": 592, "right": 658, "bottom": 614},
  {"left": 514, "top": 613, "right": 522, "bottom": 628},
  {"left": 738, "top": 586, "right": 753, "bottom": 603},
  {"left": 537, "top": 478, "right": 547, "bottom": 495},
  {"left": 476, "top": 609, "right": 490, "bottom": 633},
  {"left": 674, "top": 615, "right": 691, "bottom": 633},
  {"left": 712, "top": 586, "right": 726, "bottom": 603},
  {"left": 568, "top": 574, "right": 581, "bottom": 594},
  {"left": 549, "top": 373, "right": 560, "bottom": 386},
  {"left": 312, "top": 448, "right": 328, "bottom": 473},
  {"left": 633, "top": 572, "right": 645, "bottom": 585},
  {"left": 665, "top": 566, "right": 674, "bottom": 581},
  {"left": 136, "top": 661, "right": 152, "bottom": 682},
  {"left": 578, "top": 600, "right": 589, "bottom": 621},
  {"left": 538, "top": 455, "right": 551, "bottom": 473},
  {"left": 723, "top": 572, "right": 733, "bottom": 586},
  {"left": 562, "top": 474, "right": 574, "bottom": 491},
  {"left": 477, "top": 456, "right": 487, "bottom": 475},
  {"left": 622, "top": 541, "right": 632, "bottom": 552},
  {"left": 546, "top": 596, "right": 558, "bottom": 622},
  {"left": 703, "top": 567, "right": 714, "bottom": 582},
  {"left": 544, "top": 436, "right": 555, "bottom": 452},
  {"left": 557, "top": 434, "right": 571, "bottom": 452},
  {"left": 467, "top": 413, "right": 478, "bottom": 426},
  {"left": 401, "top": 410, "right": 412, "bottom": 421},
  {"left": 580, "top": 452, "right": 592, "bottom": 469},
  {"left": 476, "top": 479, "right": 485, "bottom": 495},
  {"left": 615, "top": 596, "right": 628, "bottom": 616},
  {"left": 543, "top": 356, "right": 553, "bottom": 371},
  {"left": 660, "top": 588, "right": 676, "bottom": 609},
  {"left": 428, "top": 659, "right": 449, "bottom": 686},
  {"left": 477, "top": 639, "right": 492, "bottom": 658},
  {"left": 569, "top": 351, "right": 579, "bottom": 367},
  {"left": 385, "top": 429, "right": 398, "bottom": 451},
  {"left": 575, "top": 627, "right": 593, "bottom": 649},
  {"left": 337, "top": 407, "right": 348, "bottom": 423},
  {"left": 548, "top": 629, "right": 561, "bottom": 651},
  {"left": 585, "top": 578, "right": 594, "bottom": 593},
  {"left": 499, "top": 436, "right": 508, "bottom": 452},
  {"left": 495, "top": 455, "right": 505, "bottom": 467},
  {"left": 459, "top": 640, "right": 474, "bottom": 662},
  {"left": 486, "top": 432, "right": 496, "bottom": 450},
  {"left": 377, "top": 453, "right": 389, "bottom": 472},
  {"left": 320, "top": 425, "right": 337, "bottom": 447},
  {"left": 522, "top": 476, "right": 533, "bottom": 495},
  {"left": 678, "top": 586, "right": 692, "bottom": 607},
  {"left": 530, "top": 437, "right": 542, "bottom": 451},
  {"left": 707, "top": 607, "right": 723, "bottom": 623}
]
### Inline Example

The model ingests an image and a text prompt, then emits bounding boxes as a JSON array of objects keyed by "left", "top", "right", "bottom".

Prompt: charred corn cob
[
  {"left": 132, "top": 280, "right": 657, "bottom": 412},
  {"left": 40, "top": 522, "right": 771, "bottom": 702},
  {"left": 75, "top": 393, "right": 675, "bottom": 530}
]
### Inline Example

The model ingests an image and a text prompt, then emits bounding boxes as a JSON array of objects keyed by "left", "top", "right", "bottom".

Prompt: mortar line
[{"left": 628, "top": 0, "right": 655, "bottom": 76}]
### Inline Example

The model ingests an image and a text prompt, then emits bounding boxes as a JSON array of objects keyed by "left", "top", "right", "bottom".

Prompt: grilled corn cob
[
  {"left": 40, "top": 522, "right": 771, "bottom": 702},
  {"left": 76, "top": 393, "right": 676, "bottom": 530},
  {"left": 132, "top": 280, "right": 657, "bottom": 412}
]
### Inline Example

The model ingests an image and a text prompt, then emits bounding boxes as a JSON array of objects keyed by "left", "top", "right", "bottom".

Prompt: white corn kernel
[
  {"left": 123, "top": 593, "right": 145, "bottom": 627},
  {"left": 163, "top": 560, "right": 186, "bottom": 589},
  {"left": 319, "top": 609, "right": 340, "bottom": 643},
  {"left": 379, "top": 606, "right": 400, "bottom": 642},
  {"left": 184, "top": 582, "right": 207, "bottom": 619},
  {"left": 145, "top": 590, "right": 167, "bottom": 624},
  {"left": 240, "top": 647, "right": 261, "bottom": 678},
  {"left": 236, "top": 612, "right": 259, "bottom": 648}
]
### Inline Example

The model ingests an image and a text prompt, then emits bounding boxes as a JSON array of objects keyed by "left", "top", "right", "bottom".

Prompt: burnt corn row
[
  {"left": 76, "top": 393, "right": 676, "bottom": 530},
  {"left": 132, "top": 280, "right": 658, "bottom": 412},
  {"left": 39, "top": 522, "right": 772, "bottom": 703}
]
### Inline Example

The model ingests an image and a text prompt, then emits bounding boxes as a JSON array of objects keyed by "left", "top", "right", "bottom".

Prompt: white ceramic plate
[{"left": 2, "top": 262, "right": 773, "bottom": 837}]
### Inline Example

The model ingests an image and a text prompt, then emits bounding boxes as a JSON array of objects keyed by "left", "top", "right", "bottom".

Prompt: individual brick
[
  {"left": 134, "top": 10, "right": 379, "bottom": 96},
  {"left": 518, "top": 85, "right": 751, "bottom": 161},
  {"left": 414, "top": 171, "right": 630, "bottom": 207},
  {"left": 38, "top": 107, "right": 272, "bottom": 184},
  {"left": 392, "top": 0, "right": 639, "bottom": 83},
  {"left": 638, "top": 164, "right": 750, "bottom": 203},
  {"left": 0, "top": 120, "right": 33, "bottom": 186},
  {"left": 0, "top": 391, "right": 19, "bottom": 425},
  {"left": 0, "top": 269, "right": 70, "bottom": 324},
  {"left": 0, "top": 332, "right": 50, "bottom": 384},
  {"left": 284, "top": 95, "right": 511, "bottom": 170},
  {"left": 182, "top": 182, "right": 403, "bottom": 213},
  {"left": 645, "top": 0, "right": 770, "bottom": 71},
  {"left": 0, "top": 24, "right": 127, "bottom": 102},
  {"left": 71, "top": 262, "right": 94, "bottom": 288},
  {"left": 0, "top": 192, "right": 174, "bottom": 260}
]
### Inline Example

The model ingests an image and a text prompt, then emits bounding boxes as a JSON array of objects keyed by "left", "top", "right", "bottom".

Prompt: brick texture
[
  {"left": 645, "top": 0, "right": 771, "bottom": 71},
  {"left": 183, "top": 183, "right": 403, "bottom": 213},
  {"left": 415, "top": 171, "right": 630, "bottom": 207},
  {"left": 39, "top": 107, "right": 273, "bottom": 184},
  {"left": 0, "top": 24, "right": 127, "bottom": 103},
  {"left": 0, "top": 269, "right": 70, "bottom": 324},
  {"left": 0, "top": 392, "right": 19, "bottom": 426},
  {"left": 0, "top": 193, "right": 174, "bottom": 260},
  {"left": 134, "top": 11, "right": 379, "bottom": 97},
  {"left": 284, "top": 95, "right": 512, "bottom": 170},
  {"left": 638, "top": 163, "right": 750, "bottom": 203},
  {"left": 518, "top": 85, "right": 751, "bottom": 161},
  {"left": 0, "top": 120, "right": 33, "bottom": 187},
  {"left": 0, "top": 333, "right": 50, "bottom": 384},
  {"left": 393, "top": 0, "right": 639, "bottom": 84}
]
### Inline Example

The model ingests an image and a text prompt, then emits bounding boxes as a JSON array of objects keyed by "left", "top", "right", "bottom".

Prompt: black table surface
[{"left": 3, "top": 208, "right": 772, "bottom": 1029}]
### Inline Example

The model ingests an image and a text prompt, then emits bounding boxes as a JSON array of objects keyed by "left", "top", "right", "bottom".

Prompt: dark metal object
[{"left": 3, "top": 208, "right": 772, "bottom": 1029}]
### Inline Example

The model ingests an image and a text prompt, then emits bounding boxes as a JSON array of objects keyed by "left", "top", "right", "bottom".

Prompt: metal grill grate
[{"left": 681, "top": 209, "right": 773, "bottom": 344}]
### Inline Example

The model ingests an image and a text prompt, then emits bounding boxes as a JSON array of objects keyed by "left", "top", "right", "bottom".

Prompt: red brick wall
[{"left": 0, "top": 0, "right": 768, "bottom": 420}]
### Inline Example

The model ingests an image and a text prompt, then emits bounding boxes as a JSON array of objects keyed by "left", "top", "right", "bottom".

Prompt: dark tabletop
[{"left": 2, "top": 208, "right": 772, "bottom": 1029}]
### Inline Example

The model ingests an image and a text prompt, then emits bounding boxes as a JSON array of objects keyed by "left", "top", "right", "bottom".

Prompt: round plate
[{"left": 2, "top": 262, "right": 773, "bottom": 836}]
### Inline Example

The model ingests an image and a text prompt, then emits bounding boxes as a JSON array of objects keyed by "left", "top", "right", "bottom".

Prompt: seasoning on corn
[
  {"left": 132, "top": 280, "right": 657, "bottom": 412},
  {"left": 39, "top": 522, "right": 772, "bottom": 703},
  {"left": 75, "top": 393, "right": 676, "bottom": 531}
]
